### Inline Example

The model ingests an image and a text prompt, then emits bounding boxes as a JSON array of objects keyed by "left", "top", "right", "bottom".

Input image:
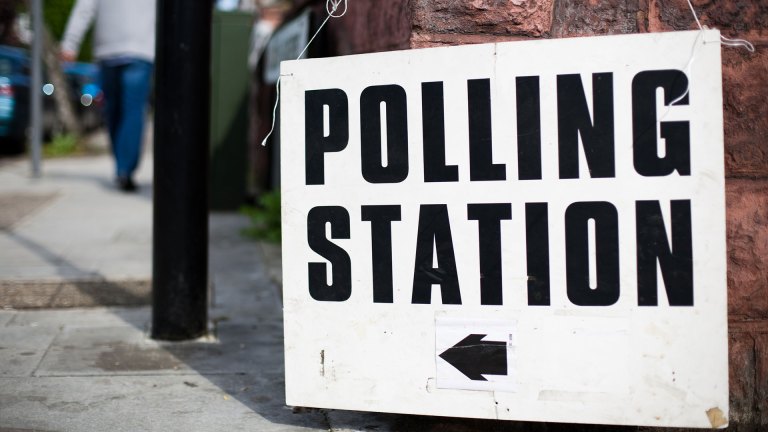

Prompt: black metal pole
[{"left": 152, "top": 0, "right": 212, "bottom": 340}]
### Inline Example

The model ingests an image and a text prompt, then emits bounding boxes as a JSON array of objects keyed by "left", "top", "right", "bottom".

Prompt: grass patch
[
  {"left": 43, "top": 133, "right": 83, "bottom": 158},
  {"left": 241, "top": 190, "right": 281, "bottom": 243}
]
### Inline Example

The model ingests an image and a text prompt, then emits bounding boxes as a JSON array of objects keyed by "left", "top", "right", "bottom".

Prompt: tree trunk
[{"left": 40, "top": 24, "right": 81, "bottom": 137}]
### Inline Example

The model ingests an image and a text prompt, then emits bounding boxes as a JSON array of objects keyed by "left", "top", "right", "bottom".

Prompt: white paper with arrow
[{"left": 435, "top": 316, "right": 518, "bottom": 392}]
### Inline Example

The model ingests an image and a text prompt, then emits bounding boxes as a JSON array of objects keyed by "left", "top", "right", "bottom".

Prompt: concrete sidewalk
[
  {"left": 0, "top": 155, "right": 152, "bottom": 308},
  {"left": 0, "top": 154, "right": 630, "bottom": 432},
  {"left": 0, "top": 154, "right": 363, "bottom": 431}
]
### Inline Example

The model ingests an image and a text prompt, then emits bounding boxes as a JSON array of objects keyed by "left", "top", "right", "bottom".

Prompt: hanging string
[
  {"left": 665, "top": 0, "right": 755, "bottom": 110},
  {"left": 261, "top": 0, "right": 348, "bottom": 147},
  {"left": 666, "top": 29, "right": 704, "bottom": 109},
  {"left": 262, "top": 0, "right": 753, "bottom": 142},
  {"left": 685, "top": 0, "right": 754, "bottom": 52}
]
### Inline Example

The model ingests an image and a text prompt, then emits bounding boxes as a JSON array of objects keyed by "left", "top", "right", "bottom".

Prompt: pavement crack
[{"left": 30, "top": 326, "right": 60, "bottom": 377}]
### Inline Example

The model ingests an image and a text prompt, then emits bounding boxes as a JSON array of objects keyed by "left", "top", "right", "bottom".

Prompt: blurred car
[
  {"left": 0, "top": 45, "right": 30, "bottom": 153},
  {"left": 0, "top": 44, "right": 105, "bottom": 154}
]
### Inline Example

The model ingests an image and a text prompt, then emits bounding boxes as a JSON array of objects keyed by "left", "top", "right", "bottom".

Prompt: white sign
[{"left": 280, "top": 30, "right": 728, "bottom": 429}]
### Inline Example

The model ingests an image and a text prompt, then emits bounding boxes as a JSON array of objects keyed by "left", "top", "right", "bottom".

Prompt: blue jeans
[{"left": 100, "top": 59, "right": 153, "bottom": 178}]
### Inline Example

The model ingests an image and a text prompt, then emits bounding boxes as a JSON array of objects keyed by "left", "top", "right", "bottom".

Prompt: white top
[{"left": 61, "top": 0, "right": 157, "bottom": 62}]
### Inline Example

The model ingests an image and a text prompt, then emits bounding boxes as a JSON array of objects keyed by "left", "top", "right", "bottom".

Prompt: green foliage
[
  {"left": 44, "top": 0, "right": 93, "bottom": 61},
  {"left": 43, "top": 0, "right": 74, "bottom": 38},
  {"left": 43, "top": 132, "right": 81, "bottom": 157},
  {"left": 241, "top": 191, "right": 281, "bottom": 243}
]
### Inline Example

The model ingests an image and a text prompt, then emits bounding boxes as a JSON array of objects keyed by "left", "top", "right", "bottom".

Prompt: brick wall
[
  {"left": 403, "top": 0, "right": 767, "bottom": 428},
  {"left": 282, "top": 0, "right": 410, "bottom": 57}
]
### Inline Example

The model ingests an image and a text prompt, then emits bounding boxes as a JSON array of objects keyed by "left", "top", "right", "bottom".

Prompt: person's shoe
[{"left": 116, "top": 176, "right": 137, "bottom": 192}]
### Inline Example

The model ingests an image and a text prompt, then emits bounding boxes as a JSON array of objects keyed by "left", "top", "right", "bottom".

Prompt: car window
[{"left": 0, "top": 59, "right": 12, "bottom": 76}]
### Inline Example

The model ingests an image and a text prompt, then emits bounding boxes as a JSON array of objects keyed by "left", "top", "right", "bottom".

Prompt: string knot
[
  {"left": 261, "top": 0, "right": 349, "bottom": 147},
  {"left": 327, "top": 0, "right": 347, "bottom": 17},
  {"left": 686, "top": 0, "right": 755, "bottom": 52}
]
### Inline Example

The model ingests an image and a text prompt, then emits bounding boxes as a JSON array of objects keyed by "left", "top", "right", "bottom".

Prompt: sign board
[
  {"left": 263, "top": 9, "right": 310, "bottom": 84},
  {"left": 280, "top": 30, "right": 728, "bottom": 428}
]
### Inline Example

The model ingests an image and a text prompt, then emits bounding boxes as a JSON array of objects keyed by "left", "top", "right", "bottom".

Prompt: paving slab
[
  {"left": 0, "top": 326, "right": 58, "bottom": 377},
  {"left": 0, "top": 310, "right": 14, "bottom": 327},
  {"left": 0, "top": 375, "right": 328, "bottom": 432},
  {"left": 33, "top": 323, "right": 284, "bottom": 378},
  {"left": 0, "top": 192, "right": 59, "bottom": 231},
  {"left": 0, "top": 155, "right": 152, "bottom": 306},
  {"left": 0, "top": 176, "right": 337, "bottom": 432}
]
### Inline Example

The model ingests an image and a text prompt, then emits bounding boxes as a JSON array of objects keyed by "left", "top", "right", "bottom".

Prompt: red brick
[
  {"left": 321, "top": 0, "right": 412, "bottom": 55},
  {"left": 648, "top": 0, "right": 708, "bottom": 31},
  {"left": 728, "top": 331, "right": 757, "bottom": 426},
  {"left": 726, "top": 179, "right": 768, "bottom": 320},
  {"left": 644, "top": 1, "right": 768, "bottom": 178},
  {"left": 699, "top": 1, "right": 768, "bottom": 31},
  {"left": 410, "top": 0, "right": 554, "bottom": 38},
  {"left": 410, "top": 32, "right": 527, "bottom": 49},
  {"left": 551, "top": 0, "right": 642, "bottom": 38},
  {"left": 722, "top": 48, "right": 768, "bottom": 178},
  {"left": 650, "top": 0, "right": 768, "bottom": 34}
]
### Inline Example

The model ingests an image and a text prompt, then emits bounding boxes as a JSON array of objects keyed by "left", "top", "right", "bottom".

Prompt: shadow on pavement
[{"left": 1, "top": 231, "right": 149, "bottom": 308}]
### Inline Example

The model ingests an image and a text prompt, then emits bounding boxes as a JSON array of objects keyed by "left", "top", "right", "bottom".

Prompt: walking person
[{"left": 60, "top": 0, "right": 156, "bottom": 192}]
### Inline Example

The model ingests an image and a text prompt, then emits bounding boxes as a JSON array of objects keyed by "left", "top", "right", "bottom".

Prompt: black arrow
[{"left": 439, "top": 334, "right": 507, "bottom": 381}]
